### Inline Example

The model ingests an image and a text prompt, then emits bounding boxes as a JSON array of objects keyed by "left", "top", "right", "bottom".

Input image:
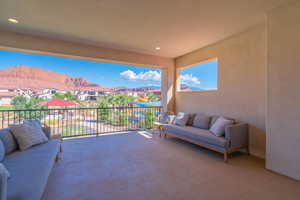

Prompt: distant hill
[
  {"left": 0, "top": 66, "right": 109, "bottom": 91},
  {"left": 139, "top": 86, "right": 161, "bottom": 89},
  {"left": 180, "top": 84, "right": 203, "bottom": 91}
]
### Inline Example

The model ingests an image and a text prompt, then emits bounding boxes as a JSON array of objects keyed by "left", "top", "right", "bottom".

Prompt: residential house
[{"left": 0, "top": 91, "right": 17, "bottom": 105}]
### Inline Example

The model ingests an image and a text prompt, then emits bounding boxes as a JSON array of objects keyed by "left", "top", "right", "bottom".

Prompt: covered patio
[{"left": 1, "top": 0, "right": 300, "bottom": 199}]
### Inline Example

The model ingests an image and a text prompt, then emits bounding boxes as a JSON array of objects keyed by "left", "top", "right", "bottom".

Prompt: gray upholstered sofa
[
  {"left": 0, "top": 126, "right": 61, "bottom": 200},
  {"left": 162, "top": 114, "right": 249, "bottom": 162}
]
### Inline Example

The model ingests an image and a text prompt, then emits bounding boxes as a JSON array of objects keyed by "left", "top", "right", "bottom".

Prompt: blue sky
[
  {"left": 180, "top": 60, "right": 218, "bottom": 90},
  {"left": 0, "top": 49, "right": 217, "bottom": 89}
]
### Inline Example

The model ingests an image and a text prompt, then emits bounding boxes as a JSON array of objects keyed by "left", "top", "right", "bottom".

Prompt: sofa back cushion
[
  {"left": 192, "top": 113, "right": 211, "bottom": 129},
  {"left": 209, "top": 117, "right": 234, "bottom": 137},
  {"left": 186, "top": 114, "right": 196, "bottom": 126},
  {"left": 0, "top": 140, "right": 5, "bottom": 161},
  {"left": 0, "top": 128, "right": 18, "bottom": 154},
  {"left": 10, "top": 121, "right": 48, "bottom": 151},
  {"left": 173, "top": 112, "right": 189, "bottom": 126}
]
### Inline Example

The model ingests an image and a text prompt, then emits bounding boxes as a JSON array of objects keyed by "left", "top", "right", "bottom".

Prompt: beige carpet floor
[{"left": 43, "top": 131, "right": 300, "bottom": 200}]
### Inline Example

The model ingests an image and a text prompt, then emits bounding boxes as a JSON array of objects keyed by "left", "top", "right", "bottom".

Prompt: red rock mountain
[{"left": 0, "top": 66, "right": 109, "bottom": 91}]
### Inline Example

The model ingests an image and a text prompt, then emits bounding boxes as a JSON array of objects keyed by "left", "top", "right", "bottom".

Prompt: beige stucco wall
[
  {"left": 175, "top": 23, "right": 267, "bottom": 158},
  {"left": 0, "top": 31, "right": 173, "bottom": 68},
  {"left": 266, "top": 0, "right": 300, "bottom": 181}
]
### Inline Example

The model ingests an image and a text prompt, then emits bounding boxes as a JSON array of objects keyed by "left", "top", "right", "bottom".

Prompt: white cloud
[
  {"left": 180, "top": 74, "right": 200, "bottom": 85},
  {"left": 120, "top": 70, "right": 137, "bottom": 80},
  {"left": 147, "top": 83, "right": 161, "bottom": 87},
  {"left": 120, "top": 70, "right": 161, "bottom": 82},
  {"left": 120, "top": 70, "right": 200, "bottom": 86}
]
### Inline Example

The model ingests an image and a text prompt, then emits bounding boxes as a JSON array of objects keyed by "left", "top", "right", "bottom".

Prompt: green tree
[
  {"left": 117, "top": 109, "right": 129, "bottom": 126},
  {"left": 113, "top": 94, "right": 134, "bottom": 106},
  {"left": 52, "top": 92, "right": 65, "bottom": 99},
  {"left": 11, "top": 96, "right": 27, "bottom": 109},
  {"left": 11, "top": 96, "right": 47, "bottom": 120},
  {"left": 64, "top": 91, "right": 77, "bottom": 101},
  {"left": 96, "top": 95, "right": 111, "bottom": 121},
  {"left": 138, "top": 108, "right": 156, "bottom": 129},
  {"left": 96, "top": 95, "right": 111, "bottom": 107},
  {"left": 96, "top": 94, "right": 134, "bottom": 123}
]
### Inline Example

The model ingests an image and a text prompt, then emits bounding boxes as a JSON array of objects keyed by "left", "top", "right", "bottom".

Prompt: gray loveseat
[
  {"left": 162, "top": 114, "right": 249, "bottom": 162},
  {"left": 0, "top": 126, "right": 61, "bottom": 200}
]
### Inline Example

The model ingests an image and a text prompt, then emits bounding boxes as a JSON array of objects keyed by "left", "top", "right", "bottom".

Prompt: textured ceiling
[{"left": 0, "top": 0, "right": 288, "bottom": 58}]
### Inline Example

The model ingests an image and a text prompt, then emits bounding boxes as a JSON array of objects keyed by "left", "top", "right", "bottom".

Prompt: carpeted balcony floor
[{"left": 43, "top": 131, "right": 300, "bottom": 200}]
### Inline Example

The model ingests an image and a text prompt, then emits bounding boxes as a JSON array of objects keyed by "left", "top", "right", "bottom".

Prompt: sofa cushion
[
  {"left": 0, "top": 140, "right": 5, "bottom": 162},
  {"left": 210, "top": 117, "right": 234, "bottom": 137},
  {"left": 0, "top": 128, "right": 18, "bottom": 154},
  {"left": 10, "top": 122, "right": 48, "bottom": 151},
  {"left": 3, "top": 139, "right": 60, "bottom": 200},
  {"left": 173, "top": 112, "right": 189, "bottom": 126},
  {"left": 192, "top": 113, "right": 211, "bottom": 129},
  {"left": 163, "top": 124, "right": 227, "bottom": 148}
]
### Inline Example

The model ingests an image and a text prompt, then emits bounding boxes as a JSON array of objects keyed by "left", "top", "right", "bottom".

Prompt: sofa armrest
[
  {"left": 42, "top": 125, "right": 51, "bottom": 139},
  {"left": 225, "top": 123, "right": 248, "bottom": 149},
  {"left": 0, "top": 167, "right": 8, "bottom": 200}
]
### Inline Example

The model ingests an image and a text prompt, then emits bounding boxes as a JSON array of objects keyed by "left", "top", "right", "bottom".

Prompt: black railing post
[{"left": 96, "top": 108, "right": 99, "bottom": 137}]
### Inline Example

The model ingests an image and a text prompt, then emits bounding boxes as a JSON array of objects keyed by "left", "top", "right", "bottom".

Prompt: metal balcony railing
[{"left": 0, "top": 106, "right": 162, "bottom": 138}]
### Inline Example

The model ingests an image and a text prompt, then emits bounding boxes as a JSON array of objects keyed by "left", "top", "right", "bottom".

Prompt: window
[{"left": 178, "top": 59, "right": 218, "bottom": 91}]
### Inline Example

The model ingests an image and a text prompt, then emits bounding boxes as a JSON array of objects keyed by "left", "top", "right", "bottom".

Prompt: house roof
[
  {"left": 0, "top": 92, "right": 17, "bottom": 97},
  {"left": 40, "top": 98, "right": 77, "bottom": 107}
]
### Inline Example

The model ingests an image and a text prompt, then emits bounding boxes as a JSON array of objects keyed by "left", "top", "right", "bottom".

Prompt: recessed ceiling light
[
  {"left": 8, "top": 18, "right": 19, "bottom": 24},
  {"left": 155, "top": 47, "right": 161, "bottom": 50}
]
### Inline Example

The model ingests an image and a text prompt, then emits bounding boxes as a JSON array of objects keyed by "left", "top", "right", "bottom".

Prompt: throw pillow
[
  {"left": 209, "top": 117, "right": 234, "bottom": 137},
  {"left": 210, "top": 116, "right": 235, "bottom": 128},
  {"left": 173, "top": 112, "right": 189, "bottom": 126},
  {"left": 186, "top": 113, "right": 196, "bottom": 126},
  {"left": 0, "top": 128, "right": 18, "bottom": 154},
  {"left": 210, "top": 116, "right": 220, "bottom": 128},
  {"left": 0, "top": 163, "right": 10, "bottom": 178},
  {"left": 0, "top": 140, "right": 5, "bottom": 162},
  {"left": 168, "top": 115, "right": 176, "bottom": 124},
  {"left": 192, "top": 113, "right": 211, "bottom": 129},
  {"left": 10, "top": 122, "right": 48, "bottom": 151},
  {"left": 160, "top": 113, "right": 170, "bottom": 124}
]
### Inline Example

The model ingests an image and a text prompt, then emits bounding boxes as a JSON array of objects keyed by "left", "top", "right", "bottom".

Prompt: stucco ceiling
[{"left": 0, "top": 0, "right": 288, "bottom": 58}]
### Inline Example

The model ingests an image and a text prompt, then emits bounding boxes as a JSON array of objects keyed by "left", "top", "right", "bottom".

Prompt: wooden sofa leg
[
  {"left": 55, "top": 153, "right": 61, "bottom": 162},
  {"left": 224, "top": 152, "right": 228, "bottom": 163},
  {"left": 56, "top": 143, "right": 63, "bottom": 162},
  {"left": 164, "top": 132, "right": 168, "bottom": 139}
]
